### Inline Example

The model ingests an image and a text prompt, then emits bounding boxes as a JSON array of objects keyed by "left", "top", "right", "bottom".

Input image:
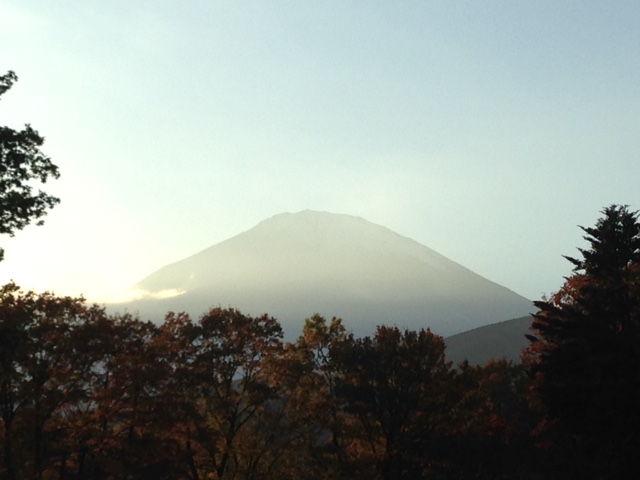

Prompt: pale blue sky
[{"left": 0, "top": 1, "right": 638, "bottom": 302}]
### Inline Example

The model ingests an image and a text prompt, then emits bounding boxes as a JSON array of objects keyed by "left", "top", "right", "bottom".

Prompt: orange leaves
[{"left": 0, "top": 287, "right": 540, "bottom": 479}]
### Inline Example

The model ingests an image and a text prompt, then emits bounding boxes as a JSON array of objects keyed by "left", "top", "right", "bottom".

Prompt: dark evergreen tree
[{"left": 526, "top": 205, "right": 640, "bottom": 479}]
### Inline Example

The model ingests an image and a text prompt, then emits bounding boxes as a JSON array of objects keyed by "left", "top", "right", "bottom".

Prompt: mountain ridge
[{"left": 112, "top": 210, "right": 533, "bottom": 339}]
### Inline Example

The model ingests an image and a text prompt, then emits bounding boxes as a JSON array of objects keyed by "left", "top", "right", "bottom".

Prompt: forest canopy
[{"left": 0, "top": 288, "right": 530, "bottom": 480}]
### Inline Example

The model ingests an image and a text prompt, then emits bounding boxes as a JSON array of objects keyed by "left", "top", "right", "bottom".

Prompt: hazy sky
[{"left": 0, "top": 1, "right": 638, "bottom": 303}]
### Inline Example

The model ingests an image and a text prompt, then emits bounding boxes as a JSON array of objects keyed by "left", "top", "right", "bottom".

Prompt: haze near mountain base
[{"left": 112, "top": 210, "right": 532, "bottom": 339}]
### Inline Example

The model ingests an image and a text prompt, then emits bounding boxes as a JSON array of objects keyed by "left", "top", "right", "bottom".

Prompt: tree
[
  {"left": 0, "top": 71, "right": 60, "bottom": 260},
  {"left": 284, "top": 314, "right": 356, "bottom": 479},
  {"left": 444, "top": 359, "right": 536, "bottom": 479},
  {"left": 0, "top": 283, "right": 96, "bottom": 480},
  {"left": 169, "top": 307, "right": 286, "bottom": 479},
  {"left": 335, "top": 326, "right": 453, "bottom": 480},
  {"left": 525, "top": 205, "right": 640, "bottom": 478}
]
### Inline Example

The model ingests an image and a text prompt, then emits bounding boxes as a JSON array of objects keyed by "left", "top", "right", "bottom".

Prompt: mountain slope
[
  {"left": 113, "top": 210, "right": 533, "bottom": 339},
  {"left": 444, "top": 316, "right": 533, "bottom": 365}
]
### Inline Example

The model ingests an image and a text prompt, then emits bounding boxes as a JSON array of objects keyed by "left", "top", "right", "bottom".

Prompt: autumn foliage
[
  {"left": 0, "top": 286, "right": 535, "bottom": 480},
  {"left": 2, "top": 206, "right": 638, "bottom": 479}
]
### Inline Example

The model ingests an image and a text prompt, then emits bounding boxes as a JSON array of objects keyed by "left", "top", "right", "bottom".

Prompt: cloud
[{"left": 97, "top": 288, "right": 186, "bottom": 304}]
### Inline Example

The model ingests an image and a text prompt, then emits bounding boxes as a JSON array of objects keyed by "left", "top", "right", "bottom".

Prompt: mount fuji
[{"left": 111, "top": 210, "right": 533, "bottom": 339}]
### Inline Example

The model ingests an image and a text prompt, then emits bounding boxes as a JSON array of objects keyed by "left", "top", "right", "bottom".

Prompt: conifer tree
[{"left": 526, "top": 205, "right": 640, "bottom": 478}]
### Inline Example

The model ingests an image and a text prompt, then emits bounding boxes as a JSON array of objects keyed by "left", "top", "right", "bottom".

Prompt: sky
[{"left": 0, "top": 1, "right": 638, "bottom": 303}]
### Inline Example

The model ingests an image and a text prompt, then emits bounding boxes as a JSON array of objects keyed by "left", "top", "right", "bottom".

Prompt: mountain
[
  {"left": 444, "top": 315, "right": 533, "bottom": 365},
  {"left": 111, "top": 210, "right": 533, "bottom": 339}
]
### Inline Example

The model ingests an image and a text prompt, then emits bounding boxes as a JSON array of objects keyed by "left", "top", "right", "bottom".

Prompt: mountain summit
[{"left": 115, "top": 210, "right": 532, "bottom": 338}]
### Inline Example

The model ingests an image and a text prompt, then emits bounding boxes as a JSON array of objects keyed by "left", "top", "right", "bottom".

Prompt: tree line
[
  {"left": 3, "top": 202, "right": 639, "bottom": 480},
  {"left": 0, "top": 289, "right": 535, "bottom": 479}
]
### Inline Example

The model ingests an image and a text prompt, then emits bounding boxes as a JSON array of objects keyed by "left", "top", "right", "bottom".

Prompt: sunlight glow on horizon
[{"left": 0, "top": 1, "right": 638, "bottom": 302}]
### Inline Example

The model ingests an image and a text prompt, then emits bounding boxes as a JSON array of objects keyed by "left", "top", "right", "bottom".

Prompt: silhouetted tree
[
  {"left": 444, "top": 359, "right": 536, "bottom": 479},
  {"left": 335, "top": 326, "right": 453, "bottom": 480},
  {"left": 284, "top": 314, "right": 356, "bottom": 479},
  {"left": 0, "top": 71, "right": 60, "bottom": 261},
  {"left": 525, "top": 205, "right": 640, "bottom": 479},
  {"left": 0, "top": 283, "right": 96, "bottom": 479},
  {"left": 171, "top": 307, "right": 285, "bottom": 479}
]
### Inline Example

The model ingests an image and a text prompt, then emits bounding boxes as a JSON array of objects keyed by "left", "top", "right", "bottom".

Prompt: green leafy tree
[
  {"left": 0, "top": 71, "right": 60, "bottom": 260},
  {"left": 525, "top": 205, "right": 640, "bottom": 478}
]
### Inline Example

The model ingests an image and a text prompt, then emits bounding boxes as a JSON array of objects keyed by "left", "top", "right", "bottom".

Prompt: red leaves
[{"left": 0, "top": 288, "right": 538, "bottom": 479}]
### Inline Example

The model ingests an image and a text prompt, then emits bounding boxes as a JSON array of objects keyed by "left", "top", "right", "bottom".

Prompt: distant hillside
[
  {"left": 444, "top": 315, "right": 534, "bottom": 365},
  {"left": 109, "top": 210, "right": 533, "bottom": 339}
]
